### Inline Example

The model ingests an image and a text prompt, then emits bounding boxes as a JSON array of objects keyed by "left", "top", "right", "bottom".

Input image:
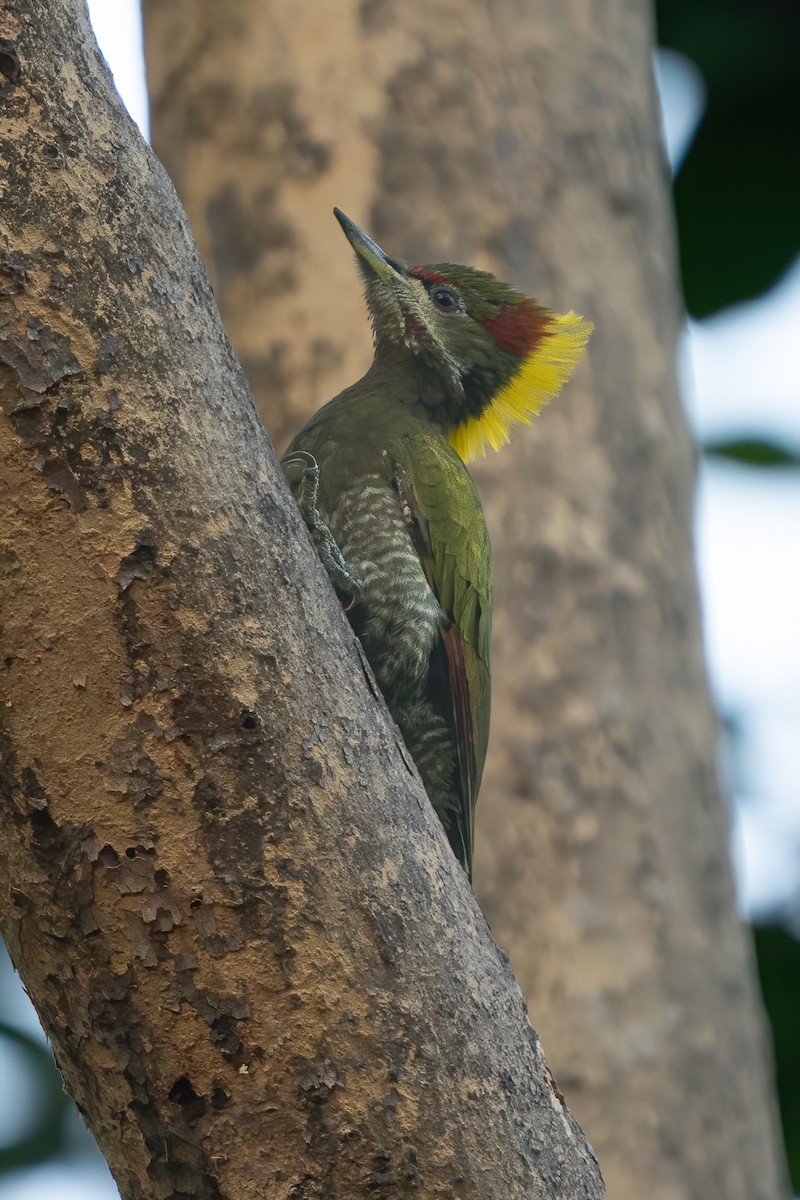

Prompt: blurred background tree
[
  {"left": 1, "top": 0, "right": 798, "bottom": 1195},
  {"left": 657, "top": 0, "right": 800, "bottom": 1191}
]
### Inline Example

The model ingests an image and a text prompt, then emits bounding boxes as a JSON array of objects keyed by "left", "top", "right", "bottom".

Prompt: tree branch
[{"left": 0, "top": 2, "right": 603, "bottom": 1196}]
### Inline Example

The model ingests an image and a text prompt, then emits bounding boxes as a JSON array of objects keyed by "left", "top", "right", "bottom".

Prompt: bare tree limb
[{"left": 0, "top": 2, "right": 604, "bottom": 1196}]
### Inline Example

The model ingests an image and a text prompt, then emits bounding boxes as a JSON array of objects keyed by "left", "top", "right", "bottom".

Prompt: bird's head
[{"left": 334, "top": 208, "right": 592, "bottom": 463}]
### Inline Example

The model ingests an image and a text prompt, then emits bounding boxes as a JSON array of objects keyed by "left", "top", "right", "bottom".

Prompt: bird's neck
[{"left": 364, "top": 342, "right": 462, "bottom": 434}]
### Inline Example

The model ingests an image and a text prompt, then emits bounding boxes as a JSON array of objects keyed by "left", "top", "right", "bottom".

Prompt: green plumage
[
  {"left": 285, "top": 374, "right": 491, "bottom": 877},
  {"left": 282, "top": 210, "right": 589, "bottom": 877}
]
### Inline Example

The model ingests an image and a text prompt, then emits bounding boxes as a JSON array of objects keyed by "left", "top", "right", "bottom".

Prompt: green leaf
[
  {"left": 658, "top": 0, "right": 800, "bottom": 317},
  {"left": 0, "top": 1021, "right": 71, "bottom": 1172},
  {"left": 702, "top": 438, "right": 800, "bottom": 468},
  {"left": 754, "top": 925, "right": 800, "bottom": 1191}
]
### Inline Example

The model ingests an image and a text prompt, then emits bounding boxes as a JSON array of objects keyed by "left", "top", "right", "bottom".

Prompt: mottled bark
[
  {"left": 141, "top": 1, "right": 788, "bottom": 1197},
  {"left": 0, "top": 2, "right": 604, "bottom": 1198}
]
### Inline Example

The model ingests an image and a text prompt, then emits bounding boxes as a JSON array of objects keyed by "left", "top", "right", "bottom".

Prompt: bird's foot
[{"left": 282, "top": 450, "right": 362, "bottom": 603}]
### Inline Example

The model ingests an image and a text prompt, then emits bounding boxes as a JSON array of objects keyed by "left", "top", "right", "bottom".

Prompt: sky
[{"left": 1, "top": 5, "right": 799, "bottom": 1197}]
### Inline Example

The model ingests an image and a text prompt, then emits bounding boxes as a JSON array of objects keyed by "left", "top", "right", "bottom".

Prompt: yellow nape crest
[{"left": 449, "top": 310, "right": 593, "bottom": 463}]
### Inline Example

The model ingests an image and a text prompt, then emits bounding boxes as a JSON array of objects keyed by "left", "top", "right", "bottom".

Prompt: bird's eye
[{"left": 431, "top": 287, "right": 460, "bottom": 313}]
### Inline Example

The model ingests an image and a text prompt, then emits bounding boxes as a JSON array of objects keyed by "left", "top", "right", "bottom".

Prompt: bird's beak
[{"left": 333, "top": 208, "right": 409, "bottom": 283}]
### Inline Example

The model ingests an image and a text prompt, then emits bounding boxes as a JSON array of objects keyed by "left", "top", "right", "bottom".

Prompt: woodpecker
[{"left": 284, "top": 210, "right": 591, "bottom": 879}]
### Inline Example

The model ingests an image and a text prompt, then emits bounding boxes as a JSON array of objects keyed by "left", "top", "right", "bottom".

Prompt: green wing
[{"left": 394, "top": 433, "right": 492, "bottom": 876}]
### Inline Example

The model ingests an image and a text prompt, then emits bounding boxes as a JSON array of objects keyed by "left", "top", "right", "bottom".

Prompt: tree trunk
[
  {"left": 141, "top": 1, "right": 789, "bottom": 1198},
  {"left": 0, "top": 2, "right": 604, "bottom": 1197}
]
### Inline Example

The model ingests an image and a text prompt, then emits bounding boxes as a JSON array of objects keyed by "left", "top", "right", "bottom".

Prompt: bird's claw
[
  {"left": 282, "top": 450, "right": 362, "bottom": 605},
  {"left": 282, "top": 450, "right": 321, "bottom": 524}
]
